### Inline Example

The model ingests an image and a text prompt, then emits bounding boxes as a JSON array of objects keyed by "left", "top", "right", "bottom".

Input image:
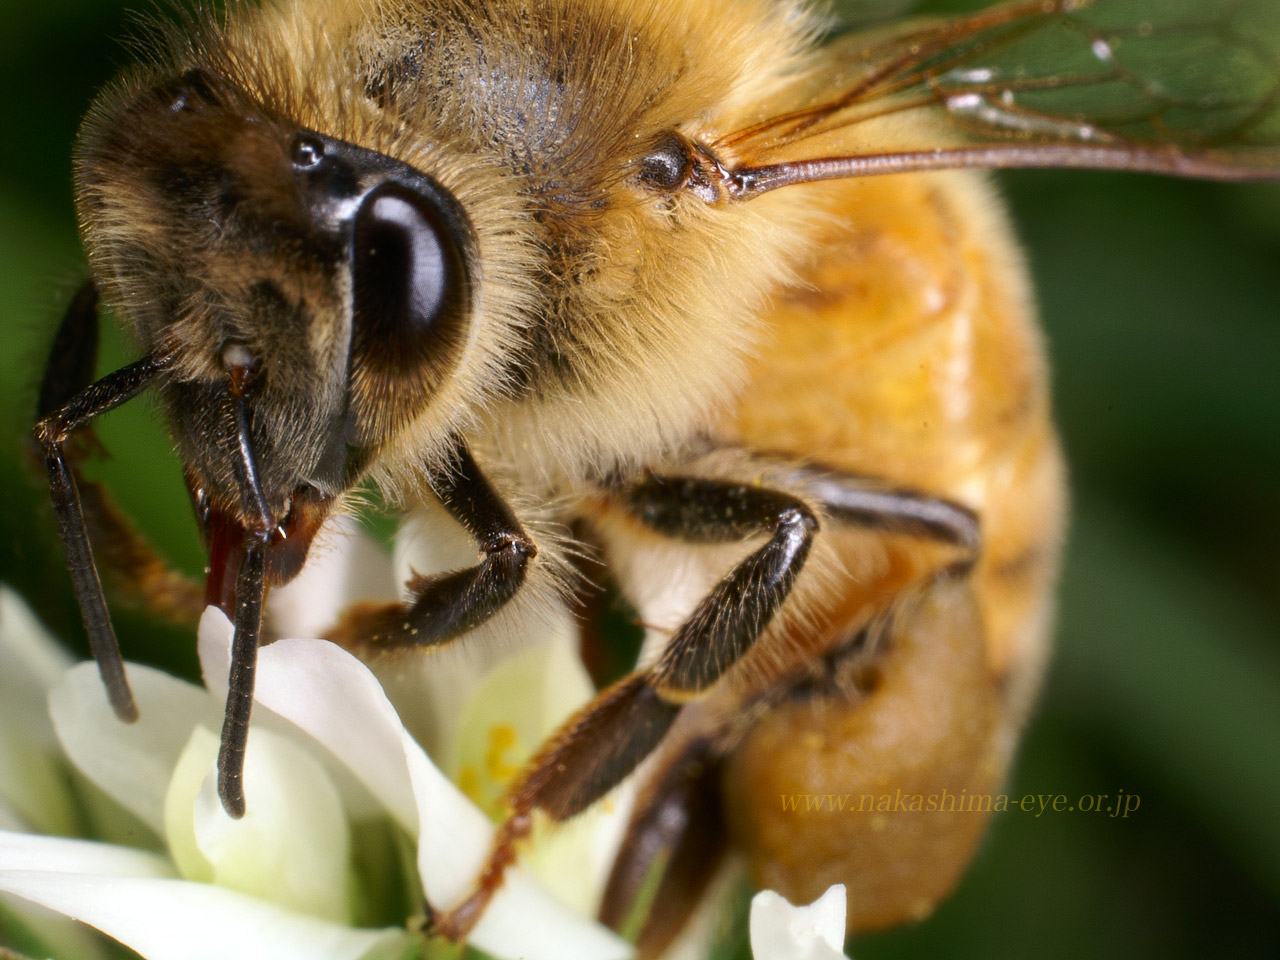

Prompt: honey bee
[{"left": 26, "top": 0, "right": 1280, "bottom": 954}]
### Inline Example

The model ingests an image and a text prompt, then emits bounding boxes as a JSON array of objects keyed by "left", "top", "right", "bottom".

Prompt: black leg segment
[
  {"left": 34, "top": 338, "right": 170, "bottom": 722},
  {"left": 598, "top": 737, "right": 728, "bottom": 958},
  {"left": 796, "top": 469, "right": 981, "bottom": 555},
  {"left": 357, "top": 443, "right": 537, "bottom": 648},
  {"left": 624, "top": 475, "right": 818, "bottom": 694}
]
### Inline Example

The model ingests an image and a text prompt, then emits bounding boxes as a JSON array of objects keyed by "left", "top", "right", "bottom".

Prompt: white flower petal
[
  {"left": 749, "top": 885, "right": 851, "bottom": 960},
  {"left": 163, "top": 724, "right": 353, "bottom": 922},
  {"left": 365, "top": 642, "right": 490, "bottom": 763},
  {"left": 0, "top": 833, "right": 145, "bottom": 960},
  {"left": 0, "top": 586, "right": 73, "bottom": 697},
  {"left": 447, "top": 614, "right": 591, "bottom": 804},
  {"left": 0, "top": 831, "right": 174, "bottom": 878},
  {"left": 268, "top": 516, "right": 398, "bottom": 639},
  {"left": 198, "top": 609, "right": 418, "bottom": 831},
  {"left": 0, "top": 834, "right": 401, "bottom": 960},
  {"left": 0, "top": 587, "right": 78, "bottom": 836},
  {"left": 163, "top": 728, "right": 217, "bottom": 885},
  {"left": 49, "top": 660, "right": 225, "bottom": 835},
  {"left": 469, "top": 869, "right": 634, "bottom": 960},
  {"left": 0, "top": 849, "right": 399, "bottom": 960},
  {"left": 196, "top": 606, "right": 632, "bottom": 960},
  {"left": 0, "top": 724, "right": 76, "bottom": 840},
  {"left": 400, "top": 730, "right": 632, "bottom": 960}
]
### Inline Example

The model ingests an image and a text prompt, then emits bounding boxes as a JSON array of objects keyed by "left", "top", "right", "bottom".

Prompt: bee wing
[{"left": 716, "top": 0, "right": 1280, "bottom": 196}]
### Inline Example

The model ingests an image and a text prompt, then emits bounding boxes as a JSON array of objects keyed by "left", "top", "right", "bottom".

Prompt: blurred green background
[{"left": 1, "top": 1, "right": 1277, "bottom": 957}]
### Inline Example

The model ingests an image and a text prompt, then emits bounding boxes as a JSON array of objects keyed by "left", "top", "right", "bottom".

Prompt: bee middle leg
[
  {"left": 430, "top": 473, "right": 820, "bottom": 937},
  {"left": 431, "top": 465, "right": 982, "bottom": 941},
  {"left": 595, "top": 468, "right": 982, "bottom": 950},
  {"left": 328, "top": 442, "right": 537, "bottom": 651}
]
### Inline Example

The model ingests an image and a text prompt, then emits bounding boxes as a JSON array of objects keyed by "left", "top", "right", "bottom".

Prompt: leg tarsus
[{"left": 329, "top": 445, "right": 537, "bottom": 651}]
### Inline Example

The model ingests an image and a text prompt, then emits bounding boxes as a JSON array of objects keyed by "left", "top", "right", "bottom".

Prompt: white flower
[
  {"left": 0, "top": 520, "right": 632, "bottom": 960},
  {"left": 1, "top": 514, "right": 857, "bottom": 960},
  {"left": 749, "top": 885, "right": 852, "bottom": 960},
  {"left": 0, "top": 586, "right": 110, "bottom": 960},
  {"left": 0, "top": 585, "right": 77, "bottom": 837}
]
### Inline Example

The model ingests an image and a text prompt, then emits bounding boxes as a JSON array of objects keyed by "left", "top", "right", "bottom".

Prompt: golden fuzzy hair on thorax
[{"left": 79, "top": 0, "right": 833, "bottom": 492}]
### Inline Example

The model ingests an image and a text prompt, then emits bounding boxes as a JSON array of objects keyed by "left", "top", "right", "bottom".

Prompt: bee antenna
[{"left": 724, "top": 144, "right": 1280, "bottom": 200}]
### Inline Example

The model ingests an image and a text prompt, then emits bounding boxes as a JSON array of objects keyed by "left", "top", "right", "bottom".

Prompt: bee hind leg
[
  {"left": 430, "top": 473, "right": 820, "bottom": 939},
  {"left": 597, "top": 736, "right": 729, "bottom": 958}
]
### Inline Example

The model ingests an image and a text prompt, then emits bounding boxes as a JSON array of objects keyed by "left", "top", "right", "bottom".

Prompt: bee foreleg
[
  {"left": 33, "top": 281, "right": 204, "bottom": 625},
  {"left": 331, "top": 443, "right": 537, "bottom": 650},
  {"left": 33, "top": 288, "right": 171, "bottom": 722}
]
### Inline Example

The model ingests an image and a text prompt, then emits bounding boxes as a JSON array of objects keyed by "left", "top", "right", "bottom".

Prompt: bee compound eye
[
  {"left": 291, "top": 133, "right": 326, "bottom": 169},
  {"left": 350, "top": 180, "right": 468, "bottom": 377}
]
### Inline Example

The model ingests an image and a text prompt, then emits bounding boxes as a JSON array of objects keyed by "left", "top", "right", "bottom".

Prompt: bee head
[{"left": 75, "top": 67, "right": 475, "bottom": 601}]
